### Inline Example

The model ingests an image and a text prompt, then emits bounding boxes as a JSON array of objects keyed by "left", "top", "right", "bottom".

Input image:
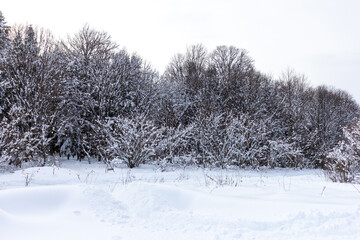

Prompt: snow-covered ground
[{"left": 0, "top": 160, "right": 359, "bottom": 240}]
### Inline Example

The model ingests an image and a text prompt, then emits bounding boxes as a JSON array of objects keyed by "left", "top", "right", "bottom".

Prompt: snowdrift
[{"left": 0, "top": 161, "right": 359, "bottom": 240}]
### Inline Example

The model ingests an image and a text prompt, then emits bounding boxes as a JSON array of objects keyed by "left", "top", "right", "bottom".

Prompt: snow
[{"left": 0, "top": 160, "right": 359, "bottom": 240}]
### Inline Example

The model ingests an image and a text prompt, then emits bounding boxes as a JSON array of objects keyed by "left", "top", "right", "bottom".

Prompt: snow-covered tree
[
  {"left": 57, "top": 25, "right": 118, "bottom": 160},
  {"left": 325, "top": 119, "right": 360, "bottom": 183},
  {"left": 151, "top": 78, "right": 195, "bottom": 128},
  {"left": 0, "top": 11, "right": 10, "bottom": 66},
  {"left": 0, "top": 24, "right": 64, "bottom": 166},
  {"left": 57, "top": 26, "right": 157, "bottom": 161},
  {"left": 0, "top": 11, "right": 10, "bottom": 118},
  {"left": 0, "top": 106, "right": 36, "bottom": 166},
  {"left": 0, "top": 11, "right": 359, "bottom": 171},
  {"left": 304, "top": 86, "right": 359, "bottom": 167}
]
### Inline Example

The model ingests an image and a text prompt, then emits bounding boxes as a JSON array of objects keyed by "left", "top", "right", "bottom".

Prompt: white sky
[{"left": 2, "top": 0, "right": 360, "bottom": 103}]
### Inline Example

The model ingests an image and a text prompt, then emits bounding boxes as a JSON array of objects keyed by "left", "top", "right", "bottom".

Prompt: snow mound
[
  {"left": 0, "top": 185, "right": 75, "bottom": 216},
  {"left": 0, "top": 208, "right": 13, "bottom": 227},
  {"left": 0, "top": 185, "right": 110, "bottom": 240},
  {"left": 116, "top": 182, "right": 194, "bottom": 217}
]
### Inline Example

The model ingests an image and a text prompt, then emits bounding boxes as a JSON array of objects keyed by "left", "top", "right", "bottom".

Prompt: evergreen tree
[
  {"left": 0, "top": 11, "right": 10, "bottom": 61},
  {"left": 0, "top": 11, "right": 10, "bottom": 117}
]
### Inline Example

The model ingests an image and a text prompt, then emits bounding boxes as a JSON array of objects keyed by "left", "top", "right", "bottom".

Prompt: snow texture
[{"left": 0, "top": 160, "right": 359, "bottom": 240}]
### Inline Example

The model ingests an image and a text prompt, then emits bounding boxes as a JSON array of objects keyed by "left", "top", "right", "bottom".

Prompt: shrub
[{"left": 325, "top": 119, "right": 360, "bottom": 183}]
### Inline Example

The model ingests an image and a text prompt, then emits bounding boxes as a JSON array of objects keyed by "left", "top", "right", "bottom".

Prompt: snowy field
[{"left": 0, "top": 160, "right": 360, "bottom": 240}]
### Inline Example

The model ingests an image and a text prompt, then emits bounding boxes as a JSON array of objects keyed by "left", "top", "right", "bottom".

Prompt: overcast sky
[{"left": 2, "top": 0, "right": 360, "bottom": 103}]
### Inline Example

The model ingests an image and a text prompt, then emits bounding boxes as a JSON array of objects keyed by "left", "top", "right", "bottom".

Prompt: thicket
[{"left": 0, "top": 12, "right": 359, "bottom": 182}]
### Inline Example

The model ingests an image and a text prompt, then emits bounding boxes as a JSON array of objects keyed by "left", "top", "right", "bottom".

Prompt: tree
[
  {"left": 0, "top": 13, "right": 358, "bottom": 171},
  {"left": 326, "top": 119, "right": 360, "bottom": 183},
  {"left": 151, "top": 78, "right": 194, "bottom": 128},
  {"left": 0, "top": 10, "right": 10, "bottom": 66},
  {"left": 0, "top": 11, "right": 10, "bottom": 118},
  {"left": 307, "top": 86, "right": 359, "bottom": 167},
  {"left": 57, "top": 25, "right": 118, "bottom": 160},
  {"left": 208, "top": 45, "right": 256, "bottom": 114},
  {"left": 0, "top": 105, "right": 36, "bottom": 166},
  {"left": 57, "top": 25, "right": 157, "bottom": 161},
  {"left": 0, "top": 25, "right": 64, "bottom": 166},
  {"left": 163, "top": 45, "right": 208, "bottom": 125}
]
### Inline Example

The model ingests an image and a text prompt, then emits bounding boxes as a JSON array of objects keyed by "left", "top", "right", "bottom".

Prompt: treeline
[{"left": 0, "top": 12, "right": 359, "bottom": 170}]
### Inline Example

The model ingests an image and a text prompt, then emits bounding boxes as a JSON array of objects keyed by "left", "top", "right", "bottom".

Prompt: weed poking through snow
[
  {"left": 24, "top": 172, "right": 34, "bottom": 187},
  {"left": 203, "top": 172, "right": 242, "bottom": 187},
  {"left": 76, "top": 170, "right": 95, "bottom": 184}
]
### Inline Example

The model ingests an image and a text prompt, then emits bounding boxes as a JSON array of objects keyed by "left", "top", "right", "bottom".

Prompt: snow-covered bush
[
  {"left": 268, "top": 140, "right": 304, "bottom": 168},
  {"left": 325, "top": 119, "right": 360, "bottom": 183},
  {"left": 155, "top": 123, "right": 197, "bottom": 168},
  {"left": 104, "top": 115, "right": 164, "bottom": 168},
  {"left": 230, "top": 116, "right": 270, "bottom": 168},
  {"left": 195, "top": 113, "right": 239, "bottom": 168}
]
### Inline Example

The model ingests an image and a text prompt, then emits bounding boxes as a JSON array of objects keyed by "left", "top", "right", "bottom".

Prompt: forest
[{"left": 0, "top": 12, "right": 359, "bottom": 182}]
